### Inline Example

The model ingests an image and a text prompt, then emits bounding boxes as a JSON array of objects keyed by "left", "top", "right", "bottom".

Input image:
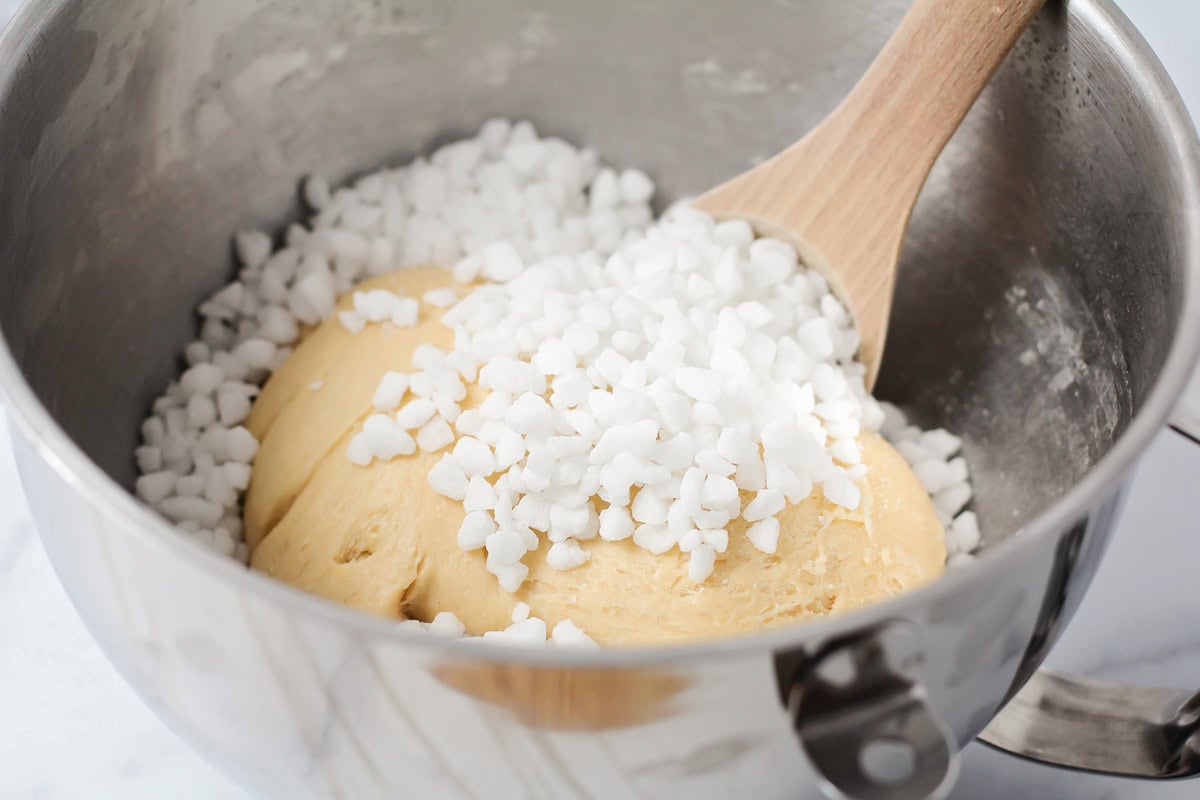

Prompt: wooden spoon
[{"left": 696, "top": 0, "right": 1044, "bottom": 388}]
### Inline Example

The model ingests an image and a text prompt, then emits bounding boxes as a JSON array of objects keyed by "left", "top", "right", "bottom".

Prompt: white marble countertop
[{"left": 2, "top": 1, "right": 1199, "bottom": 798}]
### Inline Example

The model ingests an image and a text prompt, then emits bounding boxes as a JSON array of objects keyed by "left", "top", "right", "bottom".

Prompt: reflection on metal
[
  {"left": 431, "top": 661, "right": 689, "bottom": 731},
  {"left": 1001, "top": 517, "right": 1091, "bottom": 702},
  {"left": 981, "top": 670, "right": 1200, "bottom": 779}
]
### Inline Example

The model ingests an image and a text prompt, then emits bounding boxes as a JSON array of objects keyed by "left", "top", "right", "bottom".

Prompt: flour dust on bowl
[{"left": 0, "top": 2, "right": 1198, "bottom": 799}]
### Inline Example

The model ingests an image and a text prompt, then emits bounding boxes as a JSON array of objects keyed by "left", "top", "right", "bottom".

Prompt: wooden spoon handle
[
  {"left": 819, "top": 0, "right": 1044, "bottom": 206},
  {"left": 698, "top": 0, "right": 1044, "bottom": 386}
]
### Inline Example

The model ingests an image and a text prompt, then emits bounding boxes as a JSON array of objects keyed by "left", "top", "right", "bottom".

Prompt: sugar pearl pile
[
  {"left": 400, "top": 603, "right": 599, "bottom": 649},
  {"left": 878, "top": 403, "right": 978, "bottom": 564},
  {"left": 134, "top": 119, "right": 649, "bottom": 562},
  {"left": 350, "top": 203, "right": 891, "bottom": 591},
  {"left": 134, "top": 119, "right": 978, "bottom": 639}
]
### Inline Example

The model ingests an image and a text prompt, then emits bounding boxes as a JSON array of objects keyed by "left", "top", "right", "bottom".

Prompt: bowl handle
[{"left": 978, "top": 670, "right": 1200, "bottom": 778}]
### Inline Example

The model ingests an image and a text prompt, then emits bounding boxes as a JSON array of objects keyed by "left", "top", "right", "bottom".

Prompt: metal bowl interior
[{"left": 0, "top": 0, "right": 1198, "bottom": 655}]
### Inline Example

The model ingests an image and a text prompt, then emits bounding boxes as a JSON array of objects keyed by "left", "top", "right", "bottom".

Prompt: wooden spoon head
[
  {"left": 695, "top": 171, "right": 904, "bottom": 391},
  {"left": 694, "top": 0, "right": 1045, "bottom": 390}
]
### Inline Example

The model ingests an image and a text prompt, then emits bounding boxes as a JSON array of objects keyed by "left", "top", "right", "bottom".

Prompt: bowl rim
[{"left": 1, "top": 0, "right": 1198, "bottom": 668}]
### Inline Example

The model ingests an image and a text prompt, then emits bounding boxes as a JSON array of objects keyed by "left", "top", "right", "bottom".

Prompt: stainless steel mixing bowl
[{"left": 1, "top": 1, "right": 1199, "bottom": 798}]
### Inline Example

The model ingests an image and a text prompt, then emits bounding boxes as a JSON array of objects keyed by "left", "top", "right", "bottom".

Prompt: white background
[{"left": 0, "top": 0, "right": 1197, "bottom": 797}]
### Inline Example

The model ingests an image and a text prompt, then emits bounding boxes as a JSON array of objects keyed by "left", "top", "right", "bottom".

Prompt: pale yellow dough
[{"left": 246, "top": 266, "right": 946, "bottom": 645}]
